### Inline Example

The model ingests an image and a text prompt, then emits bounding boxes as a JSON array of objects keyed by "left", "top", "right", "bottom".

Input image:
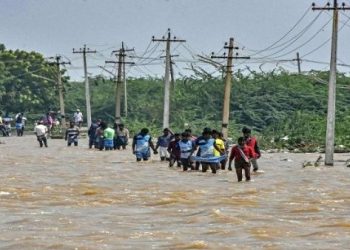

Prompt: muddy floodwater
[{"left": 1, "top": 135, "right": 350, "bottom": 249}]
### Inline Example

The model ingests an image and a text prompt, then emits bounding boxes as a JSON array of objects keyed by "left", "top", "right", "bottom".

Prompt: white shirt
[
  {"left": 35, "top": 124, "right": 48, "bottom": 136},
  {"left": 74, "top": 112, "right": 83, "bottom": 123},
  {"left": 15, "top": 114, "right": 27, "bottom": 126}
]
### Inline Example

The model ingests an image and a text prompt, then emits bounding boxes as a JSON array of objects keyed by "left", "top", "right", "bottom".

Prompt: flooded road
[{"left": 1, "top": 135, "right": 350, "bottom": 249}]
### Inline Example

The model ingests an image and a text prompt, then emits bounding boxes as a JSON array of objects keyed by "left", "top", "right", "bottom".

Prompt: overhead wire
[
  {"left": 301, "top": 10, "right": 350, "bottom": 58},
  {"left": 171, "top": 42, "right": 182, "bottom": 55},
  {"left": 235, "top": 10, "right": 324, "bottom": 68},
  {"left": 133, "top": 29, "right": 176, "bottom": 66},
  {"left": 128, "top": 55, "right": 161, "bottom": 60},
  {"left": 130, "top": 64, "right": 154, "bottom": 78},
  {"left": 181, "top": 43, "right": 198, "bottom": 59},
  {"left": 247, "top": 7, "right": 312, "bottom": 57},
  {"left": 337, "top": 58, "right": 346, "bottom": 65},
  {"left": 302, "top": 59, "right": 350, "bottom": 67},
  {"left": 182, "top": 42, "right": 224, "bottom": 78},
  {"left": 133, "top": 40, "right": 155, "bottom": 65},
  {"left": 138, "top": 40, "right": 153, "bottom": 59},
  {"left": 333, "top": 11, "right": 350, "bottom": 28},
  {"left": 270, "top": 16, "right": 332, "bottom": 59},
  {"left": 235, "top": 8, "right": 349, "bottom": 70},
  {"left": 136, "top": 42, "right": 161, "bottom": 64},
  {"left": 1, "top": 67, "right": 52, "bottom": 82},
  {"left": 255, "top": 10, "right": 325, "bottom": 59},
  {"left": 128, "top": 48, "right": 160, "bottom": 76},
  {"left": 176, "top": 42, "right": 221, "bottom": 77},
  {"left": 301, "top": 37, "right": 331, "bottom": 58}
]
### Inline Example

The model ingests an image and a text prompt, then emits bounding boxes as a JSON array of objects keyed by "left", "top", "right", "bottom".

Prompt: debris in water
[
  {"left": 302, "top": 161, "right": 313, "bottom": 168},
  {"left": 314, "top": 155, "right": 322, "bottom": 167},
  {"left": 302, "top": 155, "right": 323, "bottom": 168},
  {"left": 346, "top": 159, "right": 350, "bottom": 168}
]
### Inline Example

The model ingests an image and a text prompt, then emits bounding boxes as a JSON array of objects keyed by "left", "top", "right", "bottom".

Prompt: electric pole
[
  {"left": 123, "top": 51, "right": 127, "bottom": 117},
  {"left": 106, "top": 42, "right": 134, "bottom": 123},
  {"left": 51, "top": 56, "right": 70, "bottom": 130},
  {"left": 72, "top": 45, "right": 96, "bottom": 128},
  {"left": 161, "top": 54, "right": 179, "bottom": 86},
  {"left": 294, "top": 52, "right": 302, "bottom": 74},
  {"left": 211, "top": 38, "right": 250, "bottom": 139},
  {"left": 152, "top": 28, "right": 186, "bottom": 129},
  {"left": 312, "top": 1, "right": 350, "bottom": 165}
]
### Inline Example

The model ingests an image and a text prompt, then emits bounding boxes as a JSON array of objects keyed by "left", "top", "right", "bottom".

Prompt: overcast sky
[{"left": 1, "top": 0, "right": 350, "bottom": 80}]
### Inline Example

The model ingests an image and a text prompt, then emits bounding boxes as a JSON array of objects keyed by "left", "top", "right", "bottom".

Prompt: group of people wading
[
  {"left": 132, "top": 126, "right": 261, "bottom": 182},
  {"left": 88, "top": 119, "right": 130, "bottom": 151},
  {"left": 11, "top": 109, "right": 260, "bottom": 182}
]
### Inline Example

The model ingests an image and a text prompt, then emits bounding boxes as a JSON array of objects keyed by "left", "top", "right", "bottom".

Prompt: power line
[
  {"left": 301, "top": 9, "right": 350, "bottom": 58},
  {"left": 248, "top": 7, "right": 313, "bottom": 57},
  {"left": 303, "top": 58, "right": 350, "bottom": 67},
  {"left": 128, "top": 55, "right": 161, "bottom": 60},
  {"left": 258, "top": 11, "right": 327, "bottom": 59},
  {"left": 136, "top": 42, "right": 161, "bottom": 64},
  {"left": 270, "top": 17, "right": 332, "bottom": 59}
]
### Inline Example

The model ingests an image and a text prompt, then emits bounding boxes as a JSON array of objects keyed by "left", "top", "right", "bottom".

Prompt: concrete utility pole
[
  {"left": 106, "top": 42, "right": 134, "bottom": 123},
  {"left": 211, "top": 38, "right": 250, "bottom": 140},
  {"left": 294, "top": 52, "right": 302, "bottom": 74},
  {"left": 312, "top": 0, "right": 350, "bottom": 165},
  {"left": 73, "top": 45, "right": 96, "bottom": 128},
  {"left": 170, "top": 59, "right": 175, "bottom": 86},
  {"left": 123, "top": 51, "right": 127, "bottom": 117},
  {"left": 161, "top": 54, "right": 179, "bottom": 86},
  {"left": 152, "top": 28, "right": 186, "bottom": 129},
  {"left": 52, "top": 56, "right": 70, "bottom": 129}
]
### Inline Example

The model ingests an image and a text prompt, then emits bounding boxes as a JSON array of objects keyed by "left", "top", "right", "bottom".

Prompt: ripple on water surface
[{"left": 1, "top": 137, "right": 350, "bottom": 249}]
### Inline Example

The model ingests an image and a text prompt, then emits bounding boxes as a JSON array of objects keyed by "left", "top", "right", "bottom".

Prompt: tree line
[{"left": 1, "top": 44, "right": 350, "bottom": 151}]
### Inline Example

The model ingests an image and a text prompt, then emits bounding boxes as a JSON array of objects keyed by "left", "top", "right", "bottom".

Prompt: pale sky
[{"left": 1, "top": 0, "right": 350, "bottom": 80}]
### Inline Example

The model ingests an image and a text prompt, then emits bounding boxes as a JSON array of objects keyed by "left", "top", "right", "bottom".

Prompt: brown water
[{"left": 1, "top": 135, "right": 350, "bottom": 249}]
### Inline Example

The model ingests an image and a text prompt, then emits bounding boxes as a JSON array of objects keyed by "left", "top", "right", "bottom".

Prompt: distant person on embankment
[
  {"left": 228, "top": 137, "right": 255, "bottom": 182},
  {"left": 132, "top": 128, "right": 158, "bottom": 162},
  {"left": 43, "top": 112, "right": 53, "bottom": 138},
  {"left": 73, "top": 109, "right": 83, "bottom": 128},
  {"left": 242, "top": 127, "right": 261, "bottom": 172}
]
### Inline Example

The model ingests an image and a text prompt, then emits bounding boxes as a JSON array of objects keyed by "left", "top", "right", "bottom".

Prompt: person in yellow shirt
[
  {"left": 218, "top": 132, "right": 229, "bottom": 170},
  {"left": 212, "top": 130, "right": 226, "bottom": 170}
]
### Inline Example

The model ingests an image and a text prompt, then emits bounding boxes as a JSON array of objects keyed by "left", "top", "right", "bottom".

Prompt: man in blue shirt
[{"left": 132, "top": 128, "right": 158, "bottom": 161}]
